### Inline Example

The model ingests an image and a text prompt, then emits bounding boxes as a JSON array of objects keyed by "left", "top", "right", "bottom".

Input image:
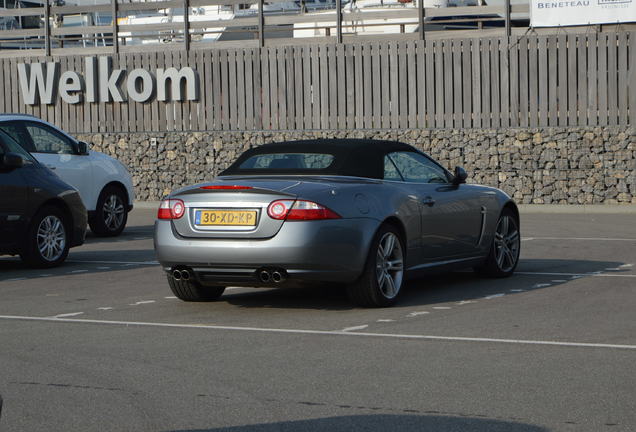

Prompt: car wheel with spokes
[
  {"left": 21, "top": 206, "right": 70, "bottom": 268},
  {"left": 348, "top": 224, "right": 405, "bottom": 307},
  {"left": 475, "top": 208, "right": 520, "bottom": 277},
  {"left": 89, "top": 186, "right": 128, "bottom": 237}
]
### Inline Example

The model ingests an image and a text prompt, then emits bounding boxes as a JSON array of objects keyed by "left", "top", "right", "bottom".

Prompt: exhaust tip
[
  {"left": 259, "top": 270, "right": 271, "bottom": 283},
  {"left": 181, "top": 269, "right": 190, "bottom": 280},
  {"left": 172, "top": 269, "right": 182, "bottom": 280},
  {"left": 271, "top": 271, "right": 284, "bottom": 283}
]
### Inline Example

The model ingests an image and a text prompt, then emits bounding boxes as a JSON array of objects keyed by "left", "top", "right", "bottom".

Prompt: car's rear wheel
[
  {"left": 21, "top": 206, "right": 70, "bottom": 268},
  {"left": 167, "top": 274, "right": 226, "bottom": 302},
  {"left": 347, "top": 224, "right": 405, "bottom": 307},
  {"left": 475, "top": 208, "right": 520, "bottom": 277},
  {"left": 89, "top": 186, "right": 128, "bottom": 237}
]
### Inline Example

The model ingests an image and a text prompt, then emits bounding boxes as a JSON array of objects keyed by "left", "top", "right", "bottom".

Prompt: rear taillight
[
  {"left": 267, "top": 200, "right": 341, "bottom": 221},
  {"left": 158, "top": 199, "right": 185, "bottom": 220}
]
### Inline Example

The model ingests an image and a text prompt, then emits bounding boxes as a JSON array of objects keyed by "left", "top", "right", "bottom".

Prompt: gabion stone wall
[{"left": 77, "top": 127, "right": 635, "bottom": 204}]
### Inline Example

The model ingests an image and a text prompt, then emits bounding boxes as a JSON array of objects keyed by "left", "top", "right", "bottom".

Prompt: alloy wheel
[
  {"left": 375, "top": 232, "right": 404, "bottom": 299},
  {"left": 37, "top": 215, "right": 66, "bottom": 262},
  {"left": 494, "top": 215, "right": 520, "bottom": 273},
  {"left": 103, "top": 194, "right": 125, "bottom": 231}
]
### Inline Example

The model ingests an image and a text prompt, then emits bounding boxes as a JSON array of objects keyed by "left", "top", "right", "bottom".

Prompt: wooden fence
[{"left": 0, "top": 31, "right": 633, "bottom": 133}]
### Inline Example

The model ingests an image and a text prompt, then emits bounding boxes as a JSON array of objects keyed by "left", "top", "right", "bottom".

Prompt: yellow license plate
[{"left": 195, "top": 210, "right": 257, "bottom": 226}]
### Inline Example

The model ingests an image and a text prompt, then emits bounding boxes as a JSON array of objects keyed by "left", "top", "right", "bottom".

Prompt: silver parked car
[{"left": 154, "top": 139, "right": 521, "bottom": 307}]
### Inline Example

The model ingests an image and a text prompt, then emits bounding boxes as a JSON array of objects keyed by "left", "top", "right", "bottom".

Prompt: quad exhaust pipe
[
  {"left": 172, "top": 268, "right": 191, "bottom": 281},
  {"left": 258, "top": 268, "right": 287, "bottom": 283}
]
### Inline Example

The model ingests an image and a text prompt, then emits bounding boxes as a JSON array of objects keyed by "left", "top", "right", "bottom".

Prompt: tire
[
  {"left": 475, "top": 208, "right": 521, "bottom": 278},
  {"left": 20, "top": 206, "right": 70, "bottom": 268},
  {"left": 89, "top": 186, "right": 128, "bottom": 237},
  {"left": 167, "top": 274, "right": 225, "bottom": 302},
  {"left": 347, "top": 224, "right": 405, "bottom": 307}
]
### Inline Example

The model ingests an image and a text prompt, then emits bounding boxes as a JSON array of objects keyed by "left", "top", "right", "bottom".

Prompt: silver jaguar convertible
[{"left": 154, "top": 139, "right": 520, "bottom": 307}]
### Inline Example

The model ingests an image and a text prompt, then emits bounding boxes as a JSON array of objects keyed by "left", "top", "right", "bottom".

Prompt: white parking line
[
  {"left": 1, "top": 315, "right": 634, "bottom": 351},
  {"left": 52, "top": 312, "right": 84, "bottom": 318},
  {"left": 484, "top": 294, "right": 505, "bottom": 299},
  {"left": 128, "top": 300, "right": 156, "bottom": 306},
  {"left": 432, "top": 306, "right": 452, "bottom": 310},
  {"left": 341, "top": 325, "right": 369, "bottom": 332},
  {"left": 407, "top": 311, "right": 430, "bottom": 317},
  {"left": 517, "top": 271, "right": 636, "bottom": 278}
]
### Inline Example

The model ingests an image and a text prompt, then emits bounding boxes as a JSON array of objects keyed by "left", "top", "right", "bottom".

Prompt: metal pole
[
  {"left": 418, "top": 0, "right": 425, "bottom": 41},
  {"left": 44, "top": 0, "right": 51, "bottom": 56},
  {"left": 258, "top": 0, "right": 264, "bottom": 47},
  {"left": 183, "top": 0, "right": 190, "bottom": 51},
  {"left": 112, "top": 0, "right": 119, "bottom": 54},
  {"left": 336, "top": 0, "right": 342, "bottom": 43},
  {"left": 504, "top": 0, "right": 511, "bottom": 39}
]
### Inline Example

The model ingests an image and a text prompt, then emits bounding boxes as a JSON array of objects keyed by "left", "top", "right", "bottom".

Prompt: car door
[
  {"left": 0, "top": 131, "right": 31, "bottom": 247},
  {"left": 20, "top": 121, "right": 94, "bottom": 208},
  {"left": 387, "top": 151, "right": 483, "bottom": 260}
]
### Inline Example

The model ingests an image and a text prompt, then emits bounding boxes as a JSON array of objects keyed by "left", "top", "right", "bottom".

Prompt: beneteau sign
[{"left": 17, "top": 56, "right": 199, "bottom": 105}]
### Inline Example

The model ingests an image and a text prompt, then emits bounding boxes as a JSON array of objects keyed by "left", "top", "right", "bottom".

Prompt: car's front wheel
[
  {"left": 475, "top": 208, "right": 520, "bottom": 277},
  {"left": 89, "top": 186, "right": 128, "bottom": 237},
  {"left": 21, "top": 206, "right": 70, "bottom": 268},
  {"left": 167, "top": 274, "right": 226, "bottom": 302},
  {"left": 347, "top": 224, "right": 405, "bottom": 307}
]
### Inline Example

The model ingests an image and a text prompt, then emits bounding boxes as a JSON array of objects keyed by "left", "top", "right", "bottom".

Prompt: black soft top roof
[{"left": 220, "top": 139, "right": 419, "bottom": 179}]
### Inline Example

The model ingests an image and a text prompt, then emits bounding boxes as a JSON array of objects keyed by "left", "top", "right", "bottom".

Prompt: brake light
[
  {"left": 199, "top": 185, "right": 253, "bottom": 190},
  {"left": 158, "top": 199, "right": 185, "bottom": 219},
  {"left": 267, "top": 200, "right": 341, "bottom": 221}
]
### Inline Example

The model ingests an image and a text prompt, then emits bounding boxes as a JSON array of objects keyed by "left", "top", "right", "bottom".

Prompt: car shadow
[
  {"left": 0, "top": 249, "right": 158, "bottom": 282},
  {"left": 165, "top": 414, "right": 550, "bottom": 432},
  {"left": 221, "top": 258, "right": 630, "bottom": 311},
  {"left": 83, "top": 224, "right": 155, "bottom": 244}
]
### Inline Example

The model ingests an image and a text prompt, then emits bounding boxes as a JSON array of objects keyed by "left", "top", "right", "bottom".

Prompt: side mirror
[
  {"left": 1, "top": 152, "right": 24, "bottom": 169},
  {"left": 77, "top": 141, "right": 89, "bottom": 155},
  {"left": 453, "top": 166, "right": 467, "bottom": 185}
]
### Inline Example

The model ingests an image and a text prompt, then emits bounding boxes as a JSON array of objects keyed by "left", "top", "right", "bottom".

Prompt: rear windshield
[{"left": 238, "top": 153, "right": 335, "bottom": 170}]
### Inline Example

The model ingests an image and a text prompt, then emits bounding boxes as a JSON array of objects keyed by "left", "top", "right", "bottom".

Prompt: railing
[{"left": 0, "top": 0, "right": 534, "bottom": 55}]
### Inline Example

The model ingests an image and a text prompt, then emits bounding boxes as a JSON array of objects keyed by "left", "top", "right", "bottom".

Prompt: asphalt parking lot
[{"left": 1, "top": 206, "right": 635, "bottom": 432}]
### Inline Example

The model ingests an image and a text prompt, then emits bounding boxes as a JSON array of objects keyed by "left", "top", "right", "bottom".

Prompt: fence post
[
  {"left": 418, "top": 0, "right": 425, "bottom": 41},
  {"left": 183, "top": 0, "right": 190, "bottom": 51},
  {"left": 258, "top": 0, "right": 265, "bottom": 47},
  {"left": 336, "top": 0, "right": 342, "bottom": 43},
  {"left": 44, "top": 0, "right": 51, "bottom": 56},
  {"left": 112, "top": 0, "right": 118, "bottom": 54},
  {"left": 504, "top": 0, "right": 511, "bottom": 40}
]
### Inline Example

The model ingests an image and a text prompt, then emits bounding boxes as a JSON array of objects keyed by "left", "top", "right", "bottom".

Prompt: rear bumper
[{"left": 154, "top": 217, "right": 380, "bottom": 285}]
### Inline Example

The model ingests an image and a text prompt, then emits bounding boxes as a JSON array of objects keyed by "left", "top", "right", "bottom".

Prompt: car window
[
  {"left": 387, "top": 151, "right": 449, "bottom": 184},
  {"left": 0, "top": 130, "right": 36, "bottom": 162},
  {"left": 383, "top": 155, "right": 403, "bottom": 181},
  {"left": 24, "top": 122, "right": 76, "bottom": 155},
  {"left": 0, "top": 122, "right": 35, "bottom": 152},
  {"left": 239, "top": 153, "right": 335, "bottom": 170}
]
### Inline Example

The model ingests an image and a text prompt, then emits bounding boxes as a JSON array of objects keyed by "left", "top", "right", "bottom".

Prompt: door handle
[
  {"left": 46, "top": 165, "right": 56, "bottom": 170},
  {"left": 422, "top": 196, "right": 436, "bottom": 206}
]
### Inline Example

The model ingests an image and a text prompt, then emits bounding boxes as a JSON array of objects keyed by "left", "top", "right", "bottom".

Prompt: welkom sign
[{"left": 17, "top": 56, "right": 199, "bottom": 105}]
